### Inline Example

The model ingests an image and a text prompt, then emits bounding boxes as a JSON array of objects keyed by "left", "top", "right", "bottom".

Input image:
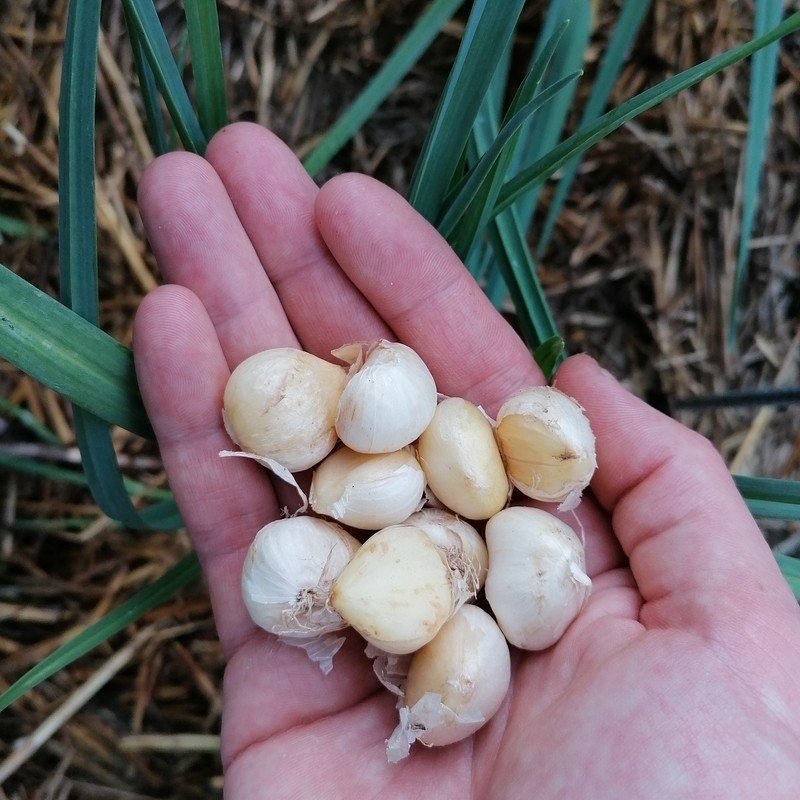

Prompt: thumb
[{"left": 554, "top": 354, "right": 796, "bottom": 634}]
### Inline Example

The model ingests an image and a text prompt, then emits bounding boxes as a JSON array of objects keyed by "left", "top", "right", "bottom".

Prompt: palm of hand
[{"left": 133, "top": 124, "right": 800, "bottom": 800}]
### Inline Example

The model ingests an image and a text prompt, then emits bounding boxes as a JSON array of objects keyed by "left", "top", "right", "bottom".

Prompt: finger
[
  {"left": 134, "top": 285, "right": 275, "bottom": 656},
  {"left": 204, "top": 123, "right": 392, "bottom": 355},
  {"left": 138, "top": 151, "right": 297, "bottom": 367},
  {"left": 554, "top": 354, "right": 798, "bottom": 633},
  {"left": 220, "top": 633, "right": 378, "bottom": 768},
  {"left": 315, "top": 173, "right": 542, "bottom": 413}
]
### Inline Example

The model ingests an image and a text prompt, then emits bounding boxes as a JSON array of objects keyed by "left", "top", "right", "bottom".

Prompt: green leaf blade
[
  {"left": 533, "top": 335, "right": 566, "bottom": 382},
  {"left": 0, "top": 553, "right": 201, "bottom": 714},
  {"left": 728, "top": 0, "right": 784, "bottom": 346},
  {"left": 184, "top": 0, "right": 228, "bottom": 137},
  {"left": 495, "top": 11, "right": 800, "bottom": 217},
  {"left": 121, "top": 0, "right": 207, "bottom": 154},
  {"left": 60, "top": 0, "right": 169, "bottom": 530},
  {"left": 303, "top": 0, "right": 466, "bottom": 177},
  {"left": 0, "top": 267, "right": 151, "bottom": 437},
  {"left": 535, "top": 0, "right": 651, "bottom": 261},
  {"left": 486, "top": 209, "right": 560, "bottom": 351},
  {"left": 444, "top": 21, "right": 574, "bottom": 259},
  {"left": 407, "top": 0, "right": 528, "bottom": 221},
  {"left": 508, "top": 0, "right": 592, "bottom": 230},
  {"left": 735, "top": 474, "right": 800, "bottom": 521},
  {"left": 0, "top": 396, "right": 62, "bottom": 445},
  {"left": 439, "top": 70, "right": 582, "bottom": 241}
]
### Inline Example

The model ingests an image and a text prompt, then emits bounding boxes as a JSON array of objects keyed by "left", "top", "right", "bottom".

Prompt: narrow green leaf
[
  {"left": 486, "top": 211, "right": 560, "bottom": 351},
  {"left": 407, "top": 0, "right": 528, "bottom": 221},
  {"left": 303, "top": 0, "right": 466, "bottom": 176},
  {"left": 728, "top": 0, "right": 783, "bottom": 346},
  {"left": 745, "top": 500, "right": 800, "bottom": 521},
  {"left": 484, "top": 263, "right": 508, "bottom": 309},
  {"left": 735, "top": 474, "right": 800, "bottom": 521},
  {"left": 0, "top": 214, "right": 47, "bottom": 241},
  {"left": 123, "top": 1, "right": 170, "bottom": 156},
  {"left": 533, "top": 335, "right": 566, "bottom": 381},
  {"left": 0, "top": 452, "right": 173, "bottom": 500},
  {"left": 439, "top": 71, "right": 582, "bottom": 240},
  {"left": 0, "top": 396, "right": 62, "bottom": 446},
  {"left": 121, "top": 0, "right": 207, "bottom": 154},
  {"left": 463, "top": 32, "right": 513, "bottom": 281},
  {"left": 446, "top": 21, "right": 572, "bottom": 259},
  {"left": 776, "top": 554, "right": 800, "bottom": 601},
  {"left": 184, "top": 0, "right": 228, "bottom": 137},
  {"left": 0, "top": 552, "right": 201, "bottom": 713},
  {"left": 59, "top": 0, "right": 102, "bottom": 321},
  {"left": 535, "top": 0, "right": 651, "bottom": 261},
  {"left": 495, "top": 11, "right": 800, "bottom": 217},
  {"left": 734, "top": 474, "right": 800, "bottom": 505},
  {"left": 60, "top": 0, "right": 170, "bottom": 531},
  {"left": 462, "top": 34, "right": 563, "bottom": 353},
  {"left": 0, "top": 267, "right": 151, "bottom": 438},
  {"left": 509, "top": 0, "right": 591, "bottom": 230},
  {"left": 73, "top": 417, "right": 183, "bottom": 530}
]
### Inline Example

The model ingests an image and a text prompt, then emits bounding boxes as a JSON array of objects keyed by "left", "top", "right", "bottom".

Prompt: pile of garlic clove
[{"left": 222, "top": 340, "right": 595, "bottom": 763}]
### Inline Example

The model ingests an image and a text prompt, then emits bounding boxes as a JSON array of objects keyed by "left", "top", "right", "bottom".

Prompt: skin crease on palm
[{"left": 132, "top": 123, "right": 800, "bottom": 800}]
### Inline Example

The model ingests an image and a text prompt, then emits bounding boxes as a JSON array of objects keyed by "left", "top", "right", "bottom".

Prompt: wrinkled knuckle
[{"left": 685, "top": 430, "right": 726, "bottom": 471}]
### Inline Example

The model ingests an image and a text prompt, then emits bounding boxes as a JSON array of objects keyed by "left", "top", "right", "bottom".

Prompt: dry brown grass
[{"left": 1, "top": 1, "right": 798, "bottom": 796}]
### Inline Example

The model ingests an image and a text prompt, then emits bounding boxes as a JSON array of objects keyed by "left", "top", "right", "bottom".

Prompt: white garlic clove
[
  {"left": 404, "top": 508, "right": 488, "bottom": 599},
  {"left": 223, "top": 348, "right": 347, "bottom": 473},
  {"left": 241, "top": 516, "right": 360, "bottom": 641},
  {"left": 386, "top": 604, "right": 511, "bottom": 762},
  {"left": 495, "top": 386, "right": 596, "bottom": 508},
  {"left": 417, "top": 398, "right": 509, "bottom": 520},
  {"left": 484, "top": 506, "right": 591, "bottom": 651},
  {"left": 330, "top": 525, "right": 455, "bottom": 655},
  {"left": 309, "top": 447, "right": 425, "bottom": 529},
  {"left": 334, "top": 340, "right": 438, "bottom": 454}
]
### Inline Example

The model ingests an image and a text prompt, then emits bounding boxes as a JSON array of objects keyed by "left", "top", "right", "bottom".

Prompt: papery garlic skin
[
  {"left": 417, "top": 398, "right": 509, "bottom": 520},
  {"left": 404, "top": 508, "right": 488, "bottom": 597},
  {"left": 386, "top": 605, "right": 510, "bottom": 761},
  {"left": 495, "top": 386, "right": 596, "bottom": 509},
  {"left": 241, "top": 517, "right": 359, "bottom": 639},
  {"left": 335, "top": 340, "right": 437, "bottom": 454},
  {"left": 485, "top": 507, "right": 591, "bottom": 651},
  {"left": 330, "top": 525, "right": 454, "bottom": 654},
  {"left": 223, "top": 348, "right": 347, "bottom": 472},
  {"left": 310, "top": 447, "right": 425, "bottom": 529}
]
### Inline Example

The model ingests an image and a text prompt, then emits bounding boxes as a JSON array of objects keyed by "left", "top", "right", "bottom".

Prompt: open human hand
[{"left": 133, "top": 122, "right": 800, "bottom": 799}]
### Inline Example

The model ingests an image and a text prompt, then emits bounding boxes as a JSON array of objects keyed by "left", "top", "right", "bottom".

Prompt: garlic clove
[
  {"left": 495, "top": 386, "right": 596, "bottom": 508},
  {"left": 335, "top": 340, "right": 438, "bottom": 454},
  {"left": 404, "top": 508, "right": 488, "bottom": 599},
  {"left": 309, "top": 447, "right": 425, "bottom": 529},
  {"left": 330, "top": 525, "right": 455, "bottom": 655},
  {"left": 386, "top": 604, "right": 511, "bottom": 762},
  {"left": 241, "top": 516, "right": 359, "bottom": 641},
  {"left": 417, "top": 397, "right": 509, "bottom": 519},
  {"left": 484, "top": 506, "right": 591, "bottom": 651},
  {"left": 223, "top": 348, "right": 347, "bottom": 473}
]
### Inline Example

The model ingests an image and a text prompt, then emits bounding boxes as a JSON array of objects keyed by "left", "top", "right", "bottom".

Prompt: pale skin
[{"left": 133, "top": 122, "right": 800, "bottom": 799}]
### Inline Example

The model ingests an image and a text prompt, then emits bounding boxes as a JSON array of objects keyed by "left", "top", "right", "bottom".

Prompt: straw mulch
[{"left": 0, "top": 1, "right": 798, "bottom": 796}]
